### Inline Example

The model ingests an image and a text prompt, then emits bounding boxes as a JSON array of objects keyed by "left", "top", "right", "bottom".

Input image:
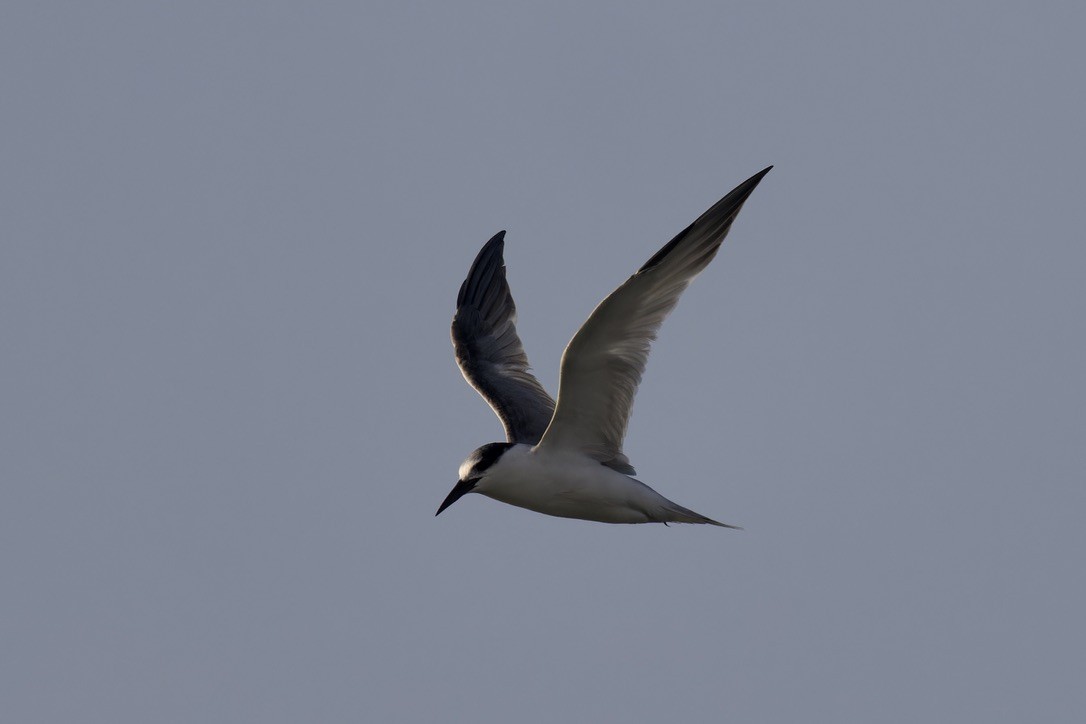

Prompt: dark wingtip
[
  {"left": 638, "top": 166, "right": 772, "bottom": 273},
  {"left": 478, "top": 230, "right": 506, "bottom": 258},
  {"left": 732, "top": 165, "right": 773, "bottom": 198},
  {"left": 747, "top": 165, "right": 772, "bottom": 189},
  {"left": 457, "top": 231, "right": 509, "bottom": 308},
  {"left": 477, "top": 230, "right": 507, "bottom": 260}
]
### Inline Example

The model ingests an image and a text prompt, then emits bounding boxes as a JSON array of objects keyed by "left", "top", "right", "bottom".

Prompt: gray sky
[{"left": 3, "top": 2, "right": 1084, "bottom": 722}]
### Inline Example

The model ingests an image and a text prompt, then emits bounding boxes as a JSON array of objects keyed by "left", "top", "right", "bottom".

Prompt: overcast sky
[{"left": 3, "top": 2, "right": 1084, "bottom": 722}]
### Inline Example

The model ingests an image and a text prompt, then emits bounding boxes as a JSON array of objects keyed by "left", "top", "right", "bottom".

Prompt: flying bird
[{"left": 437, "top": 167, "right": 771, "bottom": 526}]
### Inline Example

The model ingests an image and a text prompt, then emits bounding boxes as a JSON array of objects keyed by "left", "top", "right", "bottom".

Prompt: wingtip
[
  {"left": 720, "top": 165, "right": 773, "bottom": 209},
  {"left": 479, "top": 230, "right": 506, "bottom": 253},
  {"left": 741, "top": 165, "right": 773, "bottom": 191},
  {"left": 637, "top": 166, "right": 771, "bottom": 273},
  {"left": 457, "top": 230, "right": 510, "bottom": 308}
]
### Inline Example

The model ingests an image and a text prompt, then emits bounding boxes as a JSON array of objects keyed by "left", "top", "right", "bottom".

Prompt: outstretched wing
[
  {"left": 536, "top": 167, "right": 772, "bottom": 473},
  {"left": 452, "top": 231, "right": 556, "bottom": 443}
]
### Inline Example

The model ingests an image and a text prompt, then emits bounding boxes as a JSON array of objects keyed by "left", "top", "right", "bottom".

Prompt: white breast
[{"left": 474, "top": 445, "right": 671, "bottom": 523}]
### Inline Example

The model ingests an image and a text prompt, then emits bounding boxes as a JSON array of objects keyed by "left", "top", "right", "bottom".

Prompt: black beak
[{"left": 436, "top": 479, "right": 476, "bottom": 516}]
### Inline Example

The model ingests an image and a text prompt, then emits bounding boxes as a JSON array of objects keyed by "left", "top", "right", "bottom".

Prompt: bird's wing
[
  {"left": 535, "top": 167, "right": 771, "bottom": 474},
  {"left": 451, "top": 231, "right": 556, "bottom": 444}
]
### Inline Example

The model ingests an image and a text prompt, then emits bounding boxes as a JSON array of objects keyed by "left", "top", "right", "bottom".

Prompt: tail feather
[{"left": 661, "top": 502, "right": 742, "bottom": 529}]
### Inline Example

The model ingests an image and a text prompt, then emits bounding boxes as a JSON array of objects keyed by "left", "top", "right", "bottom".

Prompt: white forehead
[{"left": 458, "top": 443, "right": 512, "bottom": 481}]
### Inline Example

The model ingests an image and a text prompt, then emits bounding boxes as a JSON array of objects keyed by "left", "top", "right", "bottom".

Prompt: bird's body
[
  {"left": 465, "top": 443, "right": 723, "bottom": 525},
  {"left": 438, "top": 167, "right": 771, "bottom": 526}
]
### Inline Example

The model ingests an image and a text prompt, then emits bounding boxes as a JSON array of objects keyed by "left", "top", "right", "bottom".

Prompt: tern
[{"left": 437, "top": 167, "right": 771, "bottom": 526}]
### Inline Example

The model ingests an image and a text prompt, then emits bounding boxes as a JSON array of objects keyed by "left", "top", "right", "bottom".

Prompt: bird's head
[{"left": 436, "top": 442, "right": 515, "bottom": 516}]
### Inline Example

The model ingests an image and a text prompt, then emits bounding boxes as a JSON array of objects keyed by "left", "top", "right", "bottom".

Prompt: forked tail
[{"left": 661, "top": 502, "right": 742, "bottom": 529}]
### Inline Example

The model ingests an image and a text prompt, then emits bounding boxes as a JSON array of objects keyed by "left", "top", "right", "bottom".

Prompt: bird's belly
[{"left": 479, "top": 465, "right": 658, "bottom": 524}]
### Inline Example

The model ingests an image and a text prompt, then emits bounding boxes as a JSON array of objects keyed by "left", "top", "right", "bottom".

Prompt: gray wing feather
[
  {"left": 452, "top": 231, "right": 556, "bottom": 443},
  {"left": 537, "top": 167, "right": 771, "bottom": 472}
]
